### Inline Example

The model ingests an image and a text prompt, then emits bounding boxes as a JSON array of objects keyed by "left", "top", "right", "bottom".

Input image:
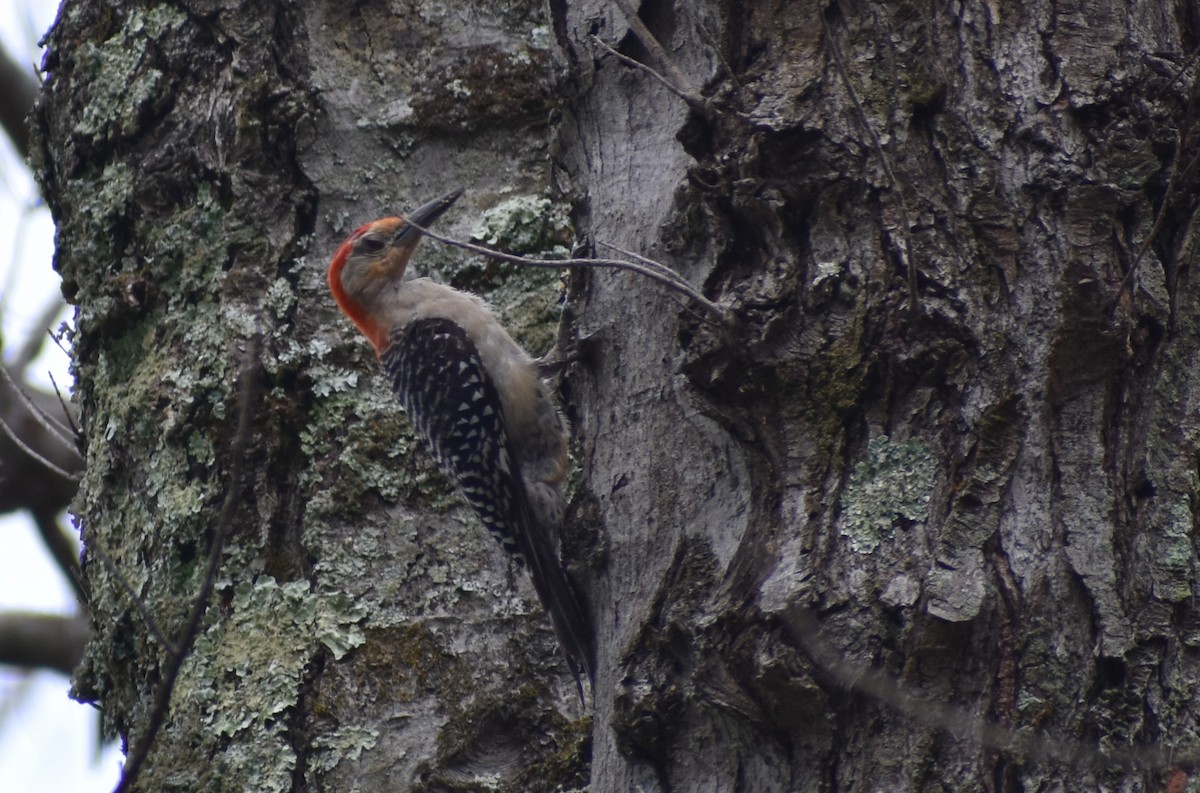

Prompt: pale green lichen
[
  {"left": 265, "top": 275, "right": 299, "bottom": 320},
  {"left": 71, "top": 7, "right": 185, "bottom": 145},
  {"left": 840, "top": 436, "right": 936, "bottom": 552},
  {"left": 183, "top": 578, "right": 366, "bottom": 742},
  {"left": 470, "top": 195, "right": 572, "bottom": 256},
  {"left": 310, "top": 725, "right": 380, "bottom": 776}
]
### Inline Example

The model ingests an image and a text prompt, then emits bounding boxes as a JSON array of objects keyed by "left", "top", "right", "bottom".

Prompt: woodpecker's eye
[{"left": 357, "top": 236, "right": 386, "bottom": 255}]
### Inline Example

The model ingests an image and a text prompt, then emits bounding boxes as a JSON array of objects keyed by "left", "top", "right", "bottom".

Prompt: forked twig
[
  {"left": 406, "top": 221, "right": 731, "bottom": 324},
  {"left": 0, "top": 364, "right": 79, "bottom": 455}
]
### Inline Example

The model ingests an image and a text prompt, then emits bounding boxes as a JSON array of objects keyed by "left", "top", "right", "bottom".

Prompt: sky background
[{"left": 0, "top": 1, "right": 125, "bottom": 790}]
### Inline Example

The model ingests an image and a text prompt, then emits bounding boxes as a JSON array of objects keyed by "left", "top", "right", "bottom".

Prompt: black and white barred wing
[
  {"left": 381, "top": 317, "right": 594, "bottom": 686},
  {"left": 383, "top": 317, "right": 526, "bottom": 559}
]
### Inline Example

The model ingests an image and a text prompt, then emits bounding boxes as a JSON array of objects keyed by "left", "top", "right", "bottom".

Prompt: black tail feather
[{"left": 515, "top": 493, "right": 595, "bottom": 702}]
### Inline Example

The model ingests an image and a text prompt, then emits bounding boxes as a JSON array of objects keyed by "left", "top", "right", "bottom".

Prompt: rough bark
[
  {"left": 30, "top": 0, "right": 1200, "bottom": 791},
  {"left": 554, "top": 0, "right": 1200, "bottom": 790},
  {"left": 34, "top": 1, "right": 582, "bottom": 791}
]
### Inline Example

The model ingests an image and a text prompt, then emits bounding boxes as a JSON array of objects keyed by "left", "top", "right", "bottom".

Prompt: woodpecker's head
[{"left": 328, "top": 187, "right": 463, "bottom": 352}]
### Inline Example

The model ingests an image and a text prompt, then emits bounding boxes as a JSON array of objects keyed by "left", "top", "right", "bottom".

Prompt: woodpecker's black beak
[{"left": 394, "top": 188, "right": 464, "bottom": 245}]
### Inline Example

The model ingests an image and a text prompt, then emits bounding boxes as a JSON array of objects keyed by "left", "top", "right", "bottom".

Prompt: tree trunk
[
  {"left": 34, "top": 1, "right": 584, "bottom": 791},
  {"left": 554, "top": 0, "right": 1200, "bottom": 790},
  {"left": 31, "top": 0, "right": 1200, "bottom": 791}
]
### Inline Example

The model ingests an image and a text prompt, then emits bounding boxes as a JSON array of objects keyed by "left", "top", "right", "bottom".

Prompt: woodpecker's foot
[
  {"left": 534, "top": 334, "right": 598, "bottom": 379},
  {"left": 534, "top": 345, "right": 578, "bottom": 378}
]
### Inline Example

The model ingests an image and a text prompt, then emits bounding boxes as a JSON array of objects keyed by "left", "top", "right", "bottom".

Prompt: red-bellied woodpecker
[{"left": 327, "top": 189, "right": 595, "bottom": 693}]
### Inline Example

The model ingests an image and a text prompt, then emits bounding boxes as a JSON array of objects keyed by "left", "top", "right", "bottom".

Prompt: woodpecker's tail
[{"left": 515, "top": 491, "right": 596, "bottom": 700}]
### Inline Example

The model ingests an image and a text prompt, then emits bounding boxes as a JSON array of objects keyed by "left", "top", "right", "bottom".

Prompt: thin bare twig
[
  {"left": 820, "top": 5, "right": 919, "bottom": 318},
  {"left": 782, "top": 606, "right": 1192, "bottom": 771},
  {"left": 594, "top": 240, "right": 718, "bottom": 324},
  {"left": 47, "top": 325, "right": 72, "bottom": 358},
  {"left": 0, "top": 363, "right": 79, "bottom": 455},
  {"left": 48, "top": 370, "right": 81, "bottom": 440},
  {"left": 607, "top": 0, "right": 710, "bottom": 117},
  {"left": 88, "top": 539, "right": 177, "bottom": 657},
  {"left": 1108, "top": 112, "right": 1190, "bottom": 318},
  {"left": 12, "top": 297, "right": 67, "bottom": 375},
  {"left": 0, "top": 406, "right": 79, "bottom": 482},
  {"left": 591, "top": 35, "right": 704, "bottom": 112},
  {"left": 406, "top": 221, "right": 732, "bottom": 324},
  {"left": 33, "top": 510, "right": 85, "bottom": 605},
  {"left": 113, "top": 329, "right": 261, "bottom": 793},
  {"left": 684, "top": 6, "right": 740, "bottom": 89},
  {"left": 594, "top": 239, "right": 698, "bottom": 287}
]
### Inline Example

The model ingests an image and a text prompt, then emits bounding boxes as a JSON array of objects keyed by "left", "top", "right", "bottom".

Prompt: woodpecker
[{"left": 327, "top": 189, "right": 595, "bottom": 693}]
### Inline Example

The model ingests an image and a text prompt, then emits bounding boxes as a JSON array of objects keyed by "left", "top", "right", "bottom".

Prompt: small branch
[
  {"left": 12, "top": 297, "right": 67, "bottom": 375},
  {"left": 113, "top": 329, "right": 261, "bottom": 793},
  {"left": 594, "top": 240, "right": 719, "bottom": 324},
  {"left": 0, "top": 611, "right": 88, "bottom": 675},
  {"left": 32, "top": 509, "right": 85, "bottom": 605},
  {"left": 0, "top": 43, "right": 36, "bottom": 159},
  {"left": 48, "top": 324, "right": 73, "bottom": 358},
  {"left": 1108, "top": 113, "right": 1189, "bottom": 318},
  {"left": 593, "top": 239, "right": 710, "bottom": 298},
  {"left": 48, "top": 370, "right": 81, "bottom": 440},
  {"left": 407, "top": 221, "right": 732, "bottom": 324},
  {"left": 0, "top": 364, "right": 81, "bottom": 458},
  {"left": 607, "top": 0, "right": 711, "bottom": 117},
  {"left": 0, "top": 405, "right": 80, "bottom": 482},
  {"left": 821, "top": 5, "right": 919, "bottom": 318},
  {"left": 781, "top": 605, "right": 1188, "bottom": 771},
  {"left": 684, "top": 6, "right": 740, "bottom": 89},
  {"left": 89, "top": 539, "right": 177, "bottom": 657},
  {"left": 591, "top": 35, "right": 707, "bottom": 114}
]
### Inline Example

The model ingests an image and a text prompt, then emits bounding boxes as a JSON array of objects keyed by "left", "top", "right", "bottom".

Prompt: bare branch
[
  {"left": 0, "top": 401, "right": 80, "bottom": 482},
  {"left": 782, "top": 605, "right": 1192, "bottom": 772},
  {"left": 48, "top": 370, "right": 81, "bottom": 440},
  {"left": 32, "top": 509, "right": 84, "bottom": 605},
  {"left": 607, "top": 0, "right": 710, "bottom": 117},
  {"left": 12, "top": 297, "right": 68, "bottom": 375},
  {"left": 821, "top": 6, "right": 919, "bottom": 317},
  {"left": 88, "top": 539, "right": 177, "bottom": 657},
  {"left": 407, "top": 221, "right": 732, "bottom": 324},
  {"left": 1109, "top": 101, "right": 1192, "bottom": 319},
  {"left": 591, "top": 35, "right": 705, "bottom": 113},
  {"left": 0, "top": 611, "right": 87, "bottom": 675},
  {"left": 0, "top": 363, "right": 80, "bottom": 458},
  {"left": 0, "top": 43, "right": 36, "bottom": 159}
]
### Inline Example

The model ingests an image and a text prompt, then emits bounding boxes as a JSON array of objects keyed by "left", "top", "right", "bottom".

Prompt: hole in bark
[
  {"left": 1096, "top": 656, "right": 1126, "bottom": 689},
  {"left": 1131, "top": 477, "right": 1156, "bottom": 500},
  {"left": 177, "top": 539, "right": 196, "bottom": 564},
  {"left": 677, "top": 110, "right": 713, "bottom": 159}
]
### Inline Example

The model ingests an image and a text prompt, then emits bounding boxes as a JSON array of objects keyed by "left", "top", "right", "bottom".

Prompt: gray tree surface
[{"left": 30, "top": 0, "right": 1200, "bottom": 791}]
